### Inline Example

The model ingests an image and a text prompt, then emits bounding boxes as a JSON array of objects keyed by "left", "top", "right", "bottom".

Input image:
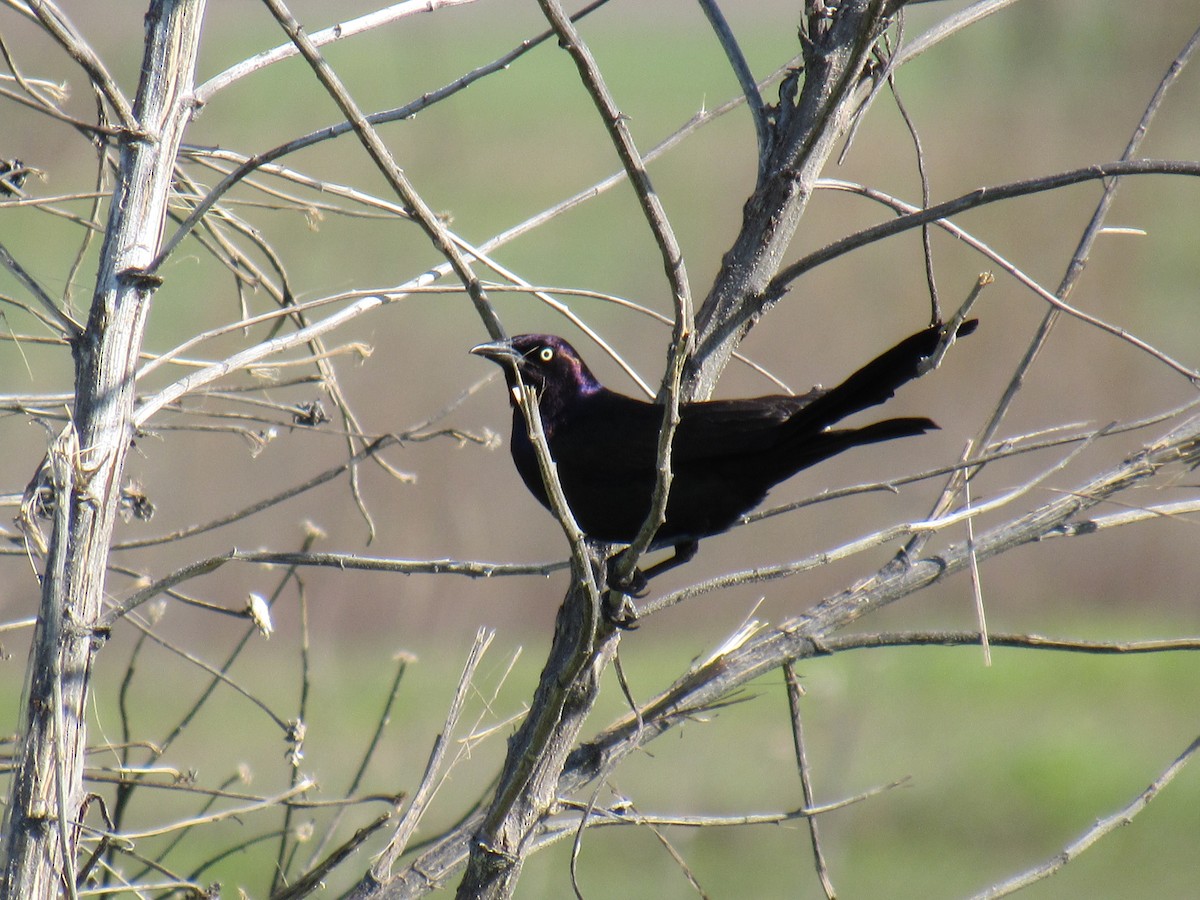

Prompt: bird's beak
[{"left": 470, "top": 340, "right": 521, "bottom": 366}]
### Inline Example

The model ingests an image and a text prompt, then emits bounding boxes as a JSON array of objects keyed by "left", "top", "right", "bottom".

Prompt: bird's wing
[
  {"left": 674, "top": 396, "right": 813, "bottom": 462},
  {"left": 550, "top": 390, "right": 819, "bottom": 474}
]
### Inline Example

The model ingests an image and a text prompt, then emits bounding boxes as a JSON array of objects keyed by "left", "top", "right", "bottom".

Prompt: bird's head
[{"left": 471, "top": 334, "right": 603, "bottom": 413}]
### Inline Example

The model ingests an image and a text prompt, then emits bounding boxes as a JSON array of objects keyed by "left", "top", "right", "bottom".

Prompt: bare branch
[
  {"left": 195, "top": 0, "right": 483, "bottom": 103},
  {"left": 385, "top": 413, "right": 1200, "bottom": 894},
  {"left": 25, "top": 0, "right": 136, "bottom": 129},
  {"left": 770, "top": 159, "right": 1200, "bottom": 384},
  {"left": 784, "top": 662, "right": 836, "bottom": 900},
  {"left": 99, "top": 549, "right": 568, "bottom": 629},
  {"left": 697, "top": 0, "right": 769, "bottom": 169},
  {"left": 2, "top": 3, "right": 207, "bottom": 891},
  {"left": 685, "top": 0, "right": 895, "bottom": 397},
  {"left": 370, "top": 630, "right": 494, "bottom": 879},
  {"left": 0, "top": 240, "right": 84, "bottom": 337},
  {"left": 262, "top": 0, "right": 503, "bottom": 339},
  {"left": 4, "top": 5, "right": 1197, "bottom": 897},
  {"left": 971, "top": 734, "right": 1200, "bottom": 899},
  {"left": 536, "top": 0, "right": 695, "bottom": 587}
]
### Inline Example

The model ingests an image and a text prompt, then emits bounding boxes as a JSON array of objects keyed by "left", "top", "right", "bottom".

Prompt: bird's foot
[
  {"left": 602, "top": 589, "right": 640, "bottom": 630},
  {"left": 601, "top": 559, "right": 646, "bottom": 629},
  {"left": 605, "top": 558, "right": 650, "bottom": 598},
  {"left": 618, "top": 569, "right": 650, "bottom": 598}
]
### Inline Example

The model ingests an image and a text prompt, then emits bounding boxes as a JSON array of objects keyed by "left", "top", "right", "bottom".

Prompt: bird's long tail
[
  {"left": 782, "top": 319, "right": 977, "bottom": 440},
  {"left": 787, "top": 417, "right": 938, "bottom": 472}
]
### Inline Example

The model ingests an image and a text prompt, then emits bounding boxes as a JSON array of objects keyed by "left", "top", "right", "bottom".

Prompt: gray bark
[
  {"left": 686, "top": 0, "right": 893, "bottom": 400},
  {"left": 0, "top": 2, "right": 207, "bottom": 896}
]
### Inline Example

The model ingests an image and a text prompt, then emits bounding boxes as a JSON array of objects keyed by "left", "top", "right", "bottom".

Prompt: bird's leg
[
  {"left": 600, "top": 542, "right": 698, "bottom": 629},
  {"left": 606, "top": 540, "right": 700, "bottom": 600},
  {"left": 640, "top": 540, "right": 699, "bottom": 582}
]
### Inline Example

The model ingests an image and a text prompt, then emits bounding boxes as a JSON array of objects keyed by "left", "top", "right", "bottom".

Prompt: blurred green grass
[{"left": 5, "top": 613, "right": 1190, "bottom": 897}]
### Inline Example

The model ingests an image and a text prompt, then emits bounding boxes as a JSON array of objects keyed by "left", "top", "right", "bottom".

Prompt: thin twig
[
  {"left": 161, "top": 1, "right": 618, "bottom": 271},
  {"left": 195, "top": 0, "right": 483, "bottom": 103},
  {"left": 951, "top": 20, "right": 1200, "bottom": 517},
  {"left": 26, "top": 0, "right": 136, "bottom": 128},
  {"left": 370, "top": 629, "right": 494, "bottom": 879},
  {"left": 262, "top": 0, "right": 505, "bottom": 340},
  {"left": 0, "top": 240, "right": 84, "bottom": 337},
  {"left": 784, "top": 662, "right": 836, "bottom": 900},
  {"left": 535, "top": 0, "right": 695, "bottom": 588},
  {"left": 272, "top": 573, "right": 315, "bottom": 894},
  {"left": 770, "top": 160, "right": 1200, "bottom": 383},
  {"left": 272, "top": 813, "right": 394, "bottom": 900},
  {"left": 644, "top": 427, "right": 1096, "bottom": 616},
  {"left": 304, "top": 654, "right": 412, "bottom": 870},
  {"left": 100, "top": 549, "right": 568, "bottom": 629},
  {"left": 697, "top": 0, "right": 768, "bottom": 169},
  {"left": 819, "top": 632, "right": 1200, "bottom": 655},
  {"left": 744, "top": 396, "right": 1200, "bottom": 526},
  {"left": 110, "top": 435, "right": 397, "bottom": 551},
  {"left": 91, "top": 781, "right": 317, "bottom": 843},
  {"left": 970, "top": 734, "right": 1200, "bottom": 899}
]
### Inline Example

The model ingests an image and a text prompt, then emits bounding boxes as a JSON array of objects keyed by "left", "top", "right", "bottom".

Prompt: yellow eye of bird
[{"left": 539, "top": 347, "right": 554, "bottom": 362}]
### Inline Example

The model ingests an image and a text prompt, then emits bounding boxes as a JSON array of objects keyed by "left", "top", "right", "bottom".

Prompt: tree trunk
[
  {"left": 685, "top": 0, "right": 892, "bottom": 399},
  {"left": 1, "top": 2, "right": 206, "bottom": 895}
]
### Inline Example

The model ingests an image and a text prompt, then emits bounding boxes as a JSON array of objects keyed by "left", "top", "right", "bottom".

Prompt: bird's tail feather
[
  {"left": 789, "top": 417, "right": 937, "bottom": 471},
  {"left": 782, "top": 320, "right": 976, "bottom": 440}
]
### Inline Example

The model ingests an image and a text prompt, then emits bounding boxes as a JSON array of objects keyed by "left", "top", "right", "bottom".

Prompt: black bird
[{"left": 472, "top": 320, "right": 976, "bottom": 593}]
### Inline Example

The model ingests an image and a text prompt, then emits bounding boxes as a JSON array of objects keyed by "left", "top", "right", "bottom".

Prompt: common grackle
[{"left": 472, "top": 320, "right": 976, "bottom": 593}]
